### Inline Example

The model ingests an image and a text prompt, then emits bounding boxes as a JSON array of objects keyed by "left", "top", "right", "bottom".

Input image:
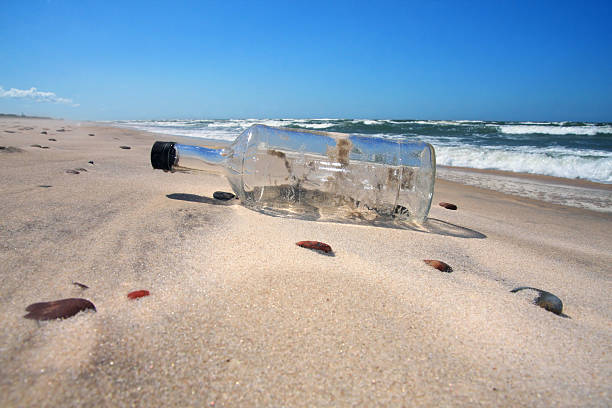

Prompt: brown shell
[
  {"left": 424, "top": 259, "right": 453, "bottom": 273},
  {"left": 24, "top": 298, "right": 96, "bottom": 320},
  {"left": 127, "top": 290, "right": 150, "bottom": 299},
  {"left": 296, "top": 241, "right": 333, "bottom": 253},
  {"left": 439, "top": 202, "right": 458, "bottom": 210}
]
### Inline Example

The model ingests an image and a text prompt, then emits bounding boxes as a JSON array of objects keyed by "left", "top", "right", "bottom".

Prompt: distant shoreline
[{"left": 0, "top": 113, "right": 53, "bottom": 119}]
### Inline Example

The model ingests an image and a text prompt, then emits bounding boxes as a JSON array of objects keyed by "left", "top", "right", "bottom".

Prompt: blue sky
[{"left": 1, "top": 0, "right": 610, "bottom": 121}]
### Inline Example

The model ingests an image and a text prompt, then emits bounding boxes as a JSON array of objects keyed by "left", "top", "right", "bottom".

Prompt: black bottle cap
[{"left": 151, "top": 141, "right": 176, "bottom": 171}]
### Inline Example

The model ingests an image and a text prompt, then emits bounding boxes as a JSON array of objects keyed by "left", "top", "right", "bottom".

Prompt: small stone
[
  {"left": 88, "top": 161, "right": 95, "bottom": 165},
  {"left": 424, "top": 259, "right": 453, "bottom": 272},
  {"left": 296, "top": 241, "right": 333, "bottom": 254},
  {"left": 66, "top": 169, "right": 80, "bottom": 174},
  {"left": 24, "top": 298, "right": 96, "bottom": 320},
  {"left": 88, "top": 133, "right": 95, "bottom": 136},
  {"left": 72, "top": 281, "right": 89, "bottom": 289},
  {"left": 128, "top": 290, "right": 150, "bottom": 299},
  {"left": 439, "top": 202, "right": 458, "bottom": 210},
  {"left": 1, "top": 146, "right": 24, "bottom": 153},
  {"left": 41, "top": 146, "right": 49, "bottom": 149},
  {"left": 510, "top": 286, "right": 564, "bottom": 315},
  {"left": 41, "top": 131, "right": 47, "bottom": 134},
  {"left": 48, "top": 138, "right": 56, "bottom": 141},
  {"left": 213, "top": 191, "right": 236, "bottom": 200},
  {"left": 119, "top": 145, "right": 131, "bottom": 150}
]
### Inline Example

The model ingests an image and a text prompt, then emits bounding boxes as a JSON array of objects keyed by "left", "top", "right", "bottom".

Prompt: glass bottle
[{"left": 151, "top": 125, "right": 436, "bottom": 225}]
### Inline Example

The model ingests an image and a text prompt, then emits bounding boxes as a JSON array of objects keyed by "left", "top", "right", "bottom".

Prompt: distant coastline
[{"left": 0, "top": 113, "right": 53, "bottom": 119}]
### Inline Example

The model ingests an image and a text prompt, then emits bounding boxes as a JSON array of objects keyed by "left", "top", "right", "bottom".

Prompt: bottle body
[{"left": 153, "top": 125, "right": 436, "bottom": 225}]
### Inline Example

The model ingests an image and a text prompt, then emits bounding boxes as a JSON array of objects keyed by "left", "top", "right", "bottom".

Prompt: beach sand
[{"left": 0, "top": 118, "right": 610, "bottom": 407}]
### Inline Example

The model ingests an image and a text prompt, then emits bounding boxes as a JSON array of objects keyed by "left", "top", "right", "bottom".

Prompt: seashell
[
  {"left": 213, "top": 191, "right": 236, "bottom": 200},
  {"left": 127, "top": 290, "right": 150, "bottom": 299},
  {"left": 510, "top": 286, "right": 563, "bottom": 315},
  {"left": 119, "top": 145, "right": 131, "bottom": 150},
  {"left": 439, "top": 202, "right": 458, "bottom": 210},
  {"left": 296, "top": 241, "right": 333, "bottom": 254},
  {"left": 24, "top": 298, "right": 96, "bottom": 320},
  {"left": 424, "top": 259, "right": 453, "bottom": 272}
]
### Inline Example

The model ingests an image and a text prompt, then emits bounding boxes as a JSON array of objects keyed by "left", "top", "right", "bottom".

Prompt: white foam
[
  {"left": 435, "top": 145, "right": 612, "bottom": 184},
  {"left": 437, "top": 167, "right": 612, "bottom": 212},
  {"left": 497, "top": 124, "right": 612, "bottom": 136}
]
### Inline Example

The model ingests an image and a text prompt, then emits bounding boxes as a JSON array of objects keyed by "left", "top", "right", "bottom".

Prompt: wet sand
[{"left": 0, "top": 118, "right": 610, "bottom": 407}]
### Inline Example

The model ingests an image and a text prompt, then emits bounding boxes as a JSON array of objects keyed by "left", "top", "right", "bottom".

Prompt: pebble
[
  {"left": 24, "top": 298, "right": 96, "bottom": 320},
  {"left": 439, "top": 202, "right": 458, "bottom": 210},
  {"left": 41, "top": 131, "right": 47, "bottom": 134},
  {"left": 213, "top": 191, "right": 236, "bottom": 200},
  {"left": 48, "top": 138, "right": 57, "bottom": 141},
  {"left": 1, "top": 146, "right": 24, "bottom": 153},
  {"left": 88, "top": 160, "right": 95, "bottom": 165},
  {"left": 119, "top": 145, "right": 131, "bottom": 150},
  {"left": 510, "top": 286, "right": 564, "bottom": 315},
  {"left": 296, "top": 241, "right": 333, "bottom": 254},
  {"left": 424, "top": 259, "right": 453, "bottom": 272},
  {"left": 88, "top": 133, "right": 95, "bottom": 136},
  {"left": 128, "top": 290, "right": 150, "bottom": 299}
]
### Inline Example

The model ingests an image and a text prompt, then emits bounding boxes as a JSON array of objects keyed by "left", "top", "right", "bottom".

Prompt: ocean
[{"left": 113, "top": 119, "right": 612, "bottom": 212}]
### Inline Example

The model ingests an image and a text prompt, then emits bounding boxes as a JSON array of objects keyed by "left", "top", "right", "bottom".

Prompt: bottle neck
[
  {"left": 172, "top": 143, "right": 227, "bottom": 173},
  {"left": 150, "top": 141, "right": 227, "bottom": 174}
]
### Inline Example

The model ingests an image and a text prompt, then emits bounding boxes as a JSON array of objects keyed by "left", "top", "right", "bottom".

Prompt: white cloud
[{"left": 0, "top": 86, "right": 79, "bottom": 107}]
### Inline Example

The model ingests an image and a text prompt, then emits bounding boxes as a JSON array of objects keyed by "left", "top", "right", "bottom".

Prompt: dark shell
[
  {"left": 127, "top": 290, "right": 150, "bottom": 299},
  {"left": 88, "top": 133, "right": 95, "bottom": 136},
  {"left": 510, "top": 286, "right": 563, "bottom": 315},
  {"left": 24, "top": 298, "right": 96, "bottom": 320},
  {"left": 213, "top": 191, "right": 236, "bottom": 201},
  {"left": 41, "top": 131, "right": 48, "bottom": 134},
  {"left": 439, "top": 202, "right": 458, "bottom": 210},
  {"left": 424, "top": 259, "right": 453, "bottom": 273},
  {"left": 296, "top": 241, "right": 333, "bottom": 254},
  {"left": 48, "top": 138, "right": 57, "bottom": 141},
  {"left": 119, "top": 145, "right": 131, "bottom": 150}
]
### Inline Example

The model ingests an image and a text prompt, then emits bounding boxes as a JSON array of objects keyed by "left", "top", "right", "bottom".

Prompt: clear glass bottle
[{"left": 151, "top": 125, "right": 436, "bottom": 225}]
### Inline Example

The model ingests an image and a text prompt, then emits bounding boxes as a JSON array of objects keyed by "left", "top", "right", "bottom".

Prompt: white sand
[{"left": 0, "top": 118, "right": 610, "bottom": 407}]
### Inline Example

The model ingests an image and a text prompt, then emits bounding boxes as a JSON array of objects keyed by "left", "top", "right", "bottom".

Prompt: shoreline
[{"left": 104, "top": 121, "right": 611, "bottom": 213}]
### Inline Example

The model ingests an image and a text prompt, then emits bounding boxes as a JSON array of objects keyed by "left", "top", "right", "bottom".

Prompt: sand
[{"left": 0, "top": 118, "right": 610, "bottom": 407}]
